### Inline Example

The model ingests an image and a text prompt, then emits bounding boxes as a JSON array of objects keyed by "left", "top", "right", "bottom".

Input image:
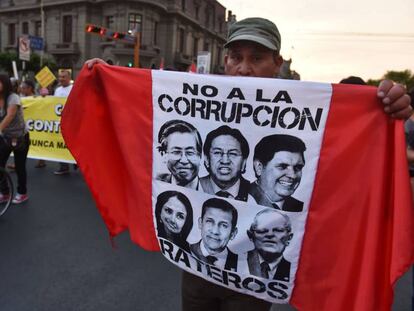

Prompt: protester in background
[
  {"left": 339, "top": 76, "right": 367, "bottom": 85},
  {"left": 10, "top": 77, "right": 20, "bottom": 94},
  {"left": 53, "top": 70, "right": 73, "bottom": 175},
  {"left": 0, "top": 75, "right": 30, "bottom": 204},
  {"left": 20, "top": 80, "right": 47, "bottom": 169},
  {"left": 39, "top": 87, "right": 49, "bottom": 96},
  {"left": 20, "top": 80, "right": 36, "bottom": 97},
  {"left": 5, "top": 77, "right": 22, "bottom": 170}
]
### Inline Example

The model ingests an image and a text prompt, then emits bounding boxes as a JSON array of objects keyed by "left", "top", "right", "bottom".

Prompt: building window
[
  {"left": 22, "top": 22, "right": 29, "bottom": 35},
  {"left": 193, "top": 37, "right": 198, "bottom": 56},
  {"left": 8, "top": 23, "right": 16, "bottom": 45},
  {"left": 181, "top": 0, "right": 186, "bottom": 11},
  {"left": 205, "top": 10, "right": 210, "bottom": 27},
  {"left": 63, "top": 16, "right": 72, "bottom": 43},
  {"left": 203, "top": 42, "right": 209, "bottom": 52},
  {"left": 195, "top": 6, "right": 199, "bottom": 19},
  {"left": 153, "top": 21, "right": 158, "bottom": 45},
  {"left": 35, "top": 21, "right": 41, "bottom": 37},
  {"left": 128, "top": 13, "right": 142, "bottom": 32},
  {"left": 217, "top": 47, "right": 222, "bottom": 66},
  {"left": 178, "top": 28, "right": 185, "bottom": 52},
  {"left": 105, "top": 16, "right": 114, "bottom": 29}
]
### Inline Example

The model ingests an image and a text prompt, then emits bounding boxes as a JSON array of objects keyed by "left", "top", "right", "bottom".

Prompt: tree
[
  {"left": 367, "top": 69, "right": 414, "bottom": 91},
  {"left": 0, "top": 52, "right": 57, "bottom": 76}
]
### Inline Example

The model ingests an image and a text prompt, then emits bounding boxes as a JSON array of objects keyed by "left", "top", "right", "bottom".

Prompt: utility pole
[
  {"left": 134, "top": 32, "right": 140, "bottom": 68},
  {"left": 40, "top": 0, "right": 45, "bottom": 67}
]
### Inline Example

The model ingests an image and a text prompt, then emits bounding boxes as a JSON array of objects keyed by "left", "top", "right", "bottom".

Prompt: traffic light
[
  {"left": 112, "top": 32, "right": 126, "bottom": 40},
  {"left": 86, "top": 24, "right": 105, "bottom": 35},
  {"left": 85, "top": 24, "right": 136, "bottom": 43},
  {"left": 127, "top": 62, "right": 133, "bottom": 67}
]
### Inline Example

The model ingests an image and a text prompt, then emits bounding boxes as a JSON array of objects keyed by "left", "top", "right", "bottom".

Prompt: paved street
[{"left": 0, "top": 160, "right": 412, "bottom": 311}]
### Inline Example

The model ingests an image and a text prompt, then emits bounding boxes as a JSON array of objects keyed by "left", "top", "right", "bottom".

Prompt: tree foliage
[
  {"left": 0, "top": 52, "right": 57, "bottom": 76},
  {"left": 367, "top": 69, "right": 414, "bottom": 91}
]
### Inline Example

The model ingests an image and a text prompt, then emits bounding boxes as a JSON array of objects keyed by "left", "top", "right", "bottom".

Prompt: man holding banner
[
  {"left": 180, "top": 17, "right": 413, "bottom": 311},
  {"left": 78, "top": 16, "right": 413, "bottom": 311},
  {"left": 53, "top": 70, "right": 73, "bottom": 175}
]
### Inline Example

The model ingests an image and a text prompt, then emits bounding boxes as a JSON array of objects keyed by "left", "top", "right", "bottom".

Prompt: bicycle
[{"left": 0, "top": 166, "right": 14, "bottom": 217}]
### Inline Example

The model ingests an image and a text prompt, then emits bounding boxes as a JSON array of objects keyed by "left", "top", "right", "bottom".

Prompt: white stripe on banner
[{"left": 151, "top": 70, "right": 332, "bottom": 303}]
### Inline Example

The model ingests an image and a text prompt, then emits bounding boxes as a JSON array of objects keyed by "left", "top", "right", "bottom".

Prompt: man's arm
[
  {"left": 377, "top": 80, "right": 412, "bottom": 119},
  {"left": 407, "top": 148, "right": 414, "bottom": 164}
]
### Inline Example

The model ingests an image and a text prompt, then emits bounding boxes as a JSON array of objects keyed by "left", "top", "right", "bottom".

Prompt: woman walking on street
[{"left": 0, "top": 75, "right": 30, "bottom": 204}]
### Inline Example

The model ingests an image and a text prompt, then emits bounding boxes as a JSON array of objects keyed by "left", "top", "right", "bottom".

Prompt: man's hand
[
  {"left": 378, "top": 80, "right": 412, "bottom": 119},
  {"left": 85, "top": 58, "right": 108, "bottom": 69}
]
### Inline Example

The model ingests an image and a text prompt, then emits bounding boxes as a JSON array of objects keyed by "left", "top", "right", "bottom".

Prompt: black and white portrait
[
  {"left": 249, "top": 134, "right": 306, "bottom": 212},
  {"left": 190, "top": 197, "right": 239, "bottom": 271},
  {"left": 200, "top": 125, "right": 250, "bottom": 201},
  {"left": 246, "top": 209, "right": 293, "bottom": 281},
  {"left": 156, "top": 120, "right": 203, "bottom": 190},
  {"left": 155, "top": 191, "right": 194, "bottom": 252}
]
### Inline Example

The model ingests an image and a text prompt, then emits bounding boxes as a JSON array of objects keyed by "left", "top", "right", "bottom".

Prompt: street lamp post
[{"left": 40, "top": 0, "right": 45, "bottom": 67}]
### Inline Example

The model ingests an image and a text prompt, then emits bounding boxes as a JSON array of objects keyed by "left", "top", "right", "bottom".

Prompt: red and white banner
[{"left": 62, "top": 65, "right": 414, "bottom": 310}]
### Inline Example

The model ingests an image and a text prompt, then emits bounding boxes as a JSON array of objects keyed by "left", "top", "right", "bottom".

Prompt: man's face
[
  {"left": 255, "top": 151, "right": 304, "bottom": 202},
  {"left": 166, "top": 132, "right": 201, "bottom": 185},
  {"left": 58, "top": 72, "right": 71, "bottom": 86},
  {"left": 207, "top": 135, "right": 246, "bottom": 189},
  {"left": 160, "top": 196, "right": 187, "bottom": 235},
  {"left": 198, "top": 207, "right": 237, "bottom": 255},
  {"left": 224, "top": 41, "right": 283, "bottom": 78},
  {"left": 251, "top": 212, "right": 291, "bottom": 257}
]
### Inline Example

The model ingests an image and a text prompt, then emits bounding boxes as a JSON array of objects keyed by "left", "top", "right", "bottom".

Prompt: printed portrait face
[
  {"left": 166, "top": 132, "right": 201, "bottom": 185},
  {"left": 207, "top": 135, "right": 246, "bottom": 188},
  {"left": 255, "top": 151, "right": 304, "bottom": 202},
  {"left": 198, "top": 207, "right": 237, "bottom": 255},
  {"left": 251, "top": 211, "right": 292, "bottom": 256},
  {"left": 160, "top": 196, "right": 188, "bottom": 235}
]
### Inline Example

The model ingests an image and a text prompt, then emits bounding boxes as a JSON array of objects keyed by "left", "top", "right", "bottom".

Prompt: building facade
[{"left": 0, "top": 0, "right": 228, "bottom": 76}]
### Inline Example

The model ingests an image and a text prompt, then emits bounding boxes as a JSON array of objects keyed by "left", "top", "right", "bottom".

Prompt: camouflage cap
[{"left": 224, "top": 17, "right": 281, "bottom": 52}]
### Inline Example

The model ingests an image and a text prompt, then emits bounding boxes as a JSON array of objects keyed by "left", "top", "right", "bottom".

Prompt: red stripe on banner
[
  {"left": 62, "top": 65, "right": 158, "bottom": 251},
  {"left": 291, "top": 84, "right": 414, "bottom": 310}
]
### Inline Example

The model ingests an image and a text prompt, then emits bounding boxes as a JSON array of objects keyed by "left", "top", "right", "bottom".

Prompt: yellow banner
[{"left": 22, "top": 96, "right": 75, "bottom": 163}]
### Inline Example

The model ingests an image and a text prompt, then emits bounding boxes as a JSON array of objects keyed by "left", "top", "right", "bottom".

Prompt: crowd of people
[{"left": 0, "top": 69, "right": 74, "bottom": 204}]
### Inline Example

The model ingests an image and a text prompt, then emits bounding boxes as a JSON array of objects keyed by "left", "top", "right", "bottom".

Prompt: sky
[{"left": 217, "top": 0, "right": 414, "bottom": 83}]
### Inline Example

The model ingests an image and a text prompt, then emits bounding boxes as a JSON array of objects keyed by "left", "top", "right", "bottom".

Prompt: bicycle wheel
[{"left": 0, "top": 167, "right": 13, "bottom": 217}]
